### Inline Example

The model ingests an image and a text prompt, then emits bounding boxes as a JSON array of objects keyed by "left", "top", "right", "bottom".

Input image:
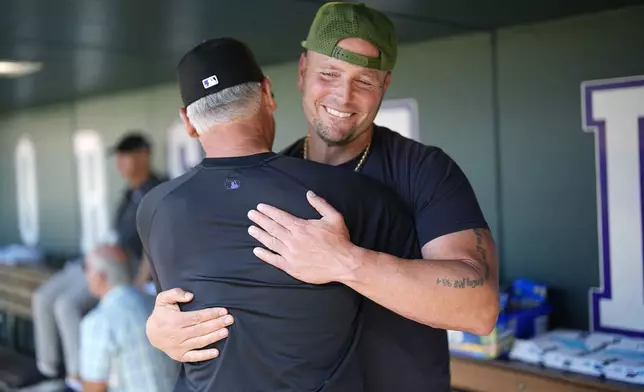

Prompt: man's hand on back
[
  {"left": 146, "top": 288, "right": 235, "bottom": 362},
  {"left": 247, "top": 191, "right": 355, "bottom": 284}
]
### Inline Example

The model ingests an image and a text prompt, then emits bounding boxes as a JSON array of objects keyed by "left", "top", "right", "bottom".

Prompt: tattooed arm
[{"left": 339, "top": 228, "right": 500, "bottom": 335}]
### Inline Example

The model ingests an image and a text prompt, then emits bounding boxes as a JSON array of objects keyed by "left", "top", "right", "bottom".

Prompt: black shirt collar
[
  {"left": 200, "top": 152, "right": 278, "bottom": 168},
  {"left": 282, "top": 126, "right": 381, "bottom": 170}
]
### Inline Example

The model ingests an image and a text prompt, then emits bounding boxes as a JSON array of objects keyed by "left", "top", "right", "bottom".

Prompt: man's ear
[
  {"left": 383, "top": 71, "right": 392, "bottom": 92},
  {"left": 297, "top": 52, "right": 307, "bottom": 93},
  {"left": 179, "top": 108, "right": 199, "bottom": 138},
  {"left": 262, "top": 77, "right": 277, "bottom": 113}
]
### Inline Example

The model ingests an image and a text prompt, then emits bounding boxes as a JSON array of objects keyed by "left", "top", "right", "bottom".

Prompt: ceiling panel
[
  {"left": 361, "top": 0, "right": 644, "bottom": 28},
  {"left": 0, "top": 0, "right": 642, "bottom": 114}
]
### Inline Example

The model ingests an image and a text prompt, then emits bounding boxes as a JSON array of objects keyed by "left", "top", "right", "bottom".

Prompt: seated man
[
  {"left": 80, "top": 244, "right": 178, "bottom": 392},
  {"left": 136, "top": 37, "right": 420, "bottom": 391}
]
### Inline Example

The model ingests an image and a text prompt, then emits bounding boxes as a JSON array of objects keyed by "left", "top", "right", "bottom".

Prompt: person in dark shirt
[
  {"left": 145, "top": 4, "right": 500, "bottom": 392},
  {"left": 110, "top": 133, "right": 164, "bottom": 286},
  {"left": 29, "top": 133, "right": 162, "bottom": 391},
  {"left": 137, "top": 37, "right": 420, "bottom": 392}
]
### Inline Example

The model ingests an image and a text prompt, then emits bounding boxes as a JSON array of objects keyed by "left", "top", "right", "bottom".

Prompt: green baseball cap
[{"left": 301, "top": 2, "right": 398, "bottom": 71}]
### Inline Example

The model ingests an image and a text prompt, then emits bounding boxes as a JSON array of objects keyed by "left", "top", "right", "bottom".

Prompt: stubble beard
[{"left": 312, "top": 117, "right": 359, "bottom": 147}]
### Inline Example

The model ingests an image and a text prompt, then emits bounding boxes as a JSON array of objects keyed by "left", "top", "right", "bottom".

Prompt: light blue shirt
[{"left": 80, "top": 286, "right": 178, "bottom": 392}]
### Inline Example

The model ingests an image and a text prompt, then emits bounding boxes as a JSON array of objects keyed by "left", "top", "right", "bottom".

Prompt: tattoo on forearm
[
  {"left": 436, "top": 276, "right": 486, "bottom": 289},
  {"left": 435, "top": 229, "right": 491, "bottom": 289}
]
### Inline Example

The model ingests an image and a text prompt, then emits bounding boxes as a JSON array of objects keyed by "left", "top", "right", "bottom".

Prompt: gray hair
[
  {"left": 89, "top": 248, "right": 132, "bottom": 287},
  {"left": 186, "top": 82, "right": 262, "bottom": 134}
]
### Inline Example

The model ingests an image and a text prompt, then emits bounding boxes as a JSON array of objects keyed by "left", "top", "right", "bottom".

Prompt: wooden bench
[
  {"left": 0, "top": 264, "right": 54, "bottom": 350},
  {"left": 0, "top": 264, "right": 54, "bottom": 319},
  {"left": 451, "top": 356, "right": 644, "bottom": 392}
]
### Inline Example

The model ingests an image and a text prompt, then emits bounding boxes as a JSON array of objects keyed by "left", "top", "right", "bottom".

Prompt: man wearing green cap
[{"left": 144, "top": 2, "right": 499, "bottom": 391}]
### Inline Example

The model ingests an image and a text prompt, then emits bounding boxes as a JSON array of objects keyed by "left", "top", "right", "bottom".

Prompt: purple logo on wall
[{"left": 582, "top": 75, "right": 644, "bottom": 338}]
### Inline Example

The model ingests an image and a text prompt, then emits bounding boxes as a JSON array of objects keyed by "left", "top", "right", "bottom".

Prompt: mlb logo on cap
[
  {"left": 177, "top": 38, "right": 265, "bottom": 107},
  {"left": 202, "top": 75, "right": 219, "bottom": 89}
]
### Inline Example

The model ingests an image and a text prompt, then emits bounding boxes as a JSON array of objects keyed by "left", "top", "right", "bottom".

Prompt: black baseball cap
[
  {"left": 176, "top": 37, "right": 265, "bottom": 108},
  {"left": 109, "top": 132, "right": 151, "bottom": 154}
]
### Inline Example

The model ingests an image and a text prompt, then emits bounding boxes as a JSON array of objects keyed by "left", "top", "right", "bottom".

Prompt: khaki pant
[{"left": 31, "top": 261, "right": 97, "bottom": 377}]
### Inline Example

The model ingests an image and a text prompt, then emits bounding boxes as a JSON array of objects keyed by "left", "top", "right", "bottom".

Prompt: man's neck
[
  {"left": 128, "top": 171, "right": 151, "bottom": 190},
  {"left": 201, "top": 124, "right": 272, "bottom": 158},
  {"left": 306, "top": 126, "right": 373, "bottom": 166},
  {"left": 205, "top": 145, "right": 271, "bottom": 158},
  {"left": 97, "top": 284, "right": 116, "bottom": 299}
]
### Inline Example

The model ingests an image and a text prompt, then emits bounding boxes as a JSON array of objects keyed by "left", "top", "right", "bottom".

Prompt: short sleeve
[
  {"left": 136, "top": 193, "right": 162, "bottom": 293},
  {"left": 386, "top": 204, "right": 422, "bottom": 260},
  {"left": 80, "top": 311, "right": 113, "bottom": 382},
  {"left": 136, "top": 195, "right": 154, "bottom": 259},
  {"left": 413, "top": 148, "right": 488, "bottom": 247}
]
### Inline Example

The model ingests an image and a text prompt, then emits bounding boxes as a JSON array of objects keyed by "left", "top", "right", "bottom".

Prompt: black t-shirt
[
  {"left": 137, "top": 152, "right": 420, "bottom": 392},
  {"left": 114, "top": 173, "right": 163, "bottom": 265},
  {"left": 280, "top": 125, "right": 489, "bottom": 392}
]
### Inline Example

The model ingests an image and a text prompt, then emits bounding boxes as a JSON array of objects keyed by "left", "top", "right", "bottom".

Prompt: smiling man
[{"left": 143, "top": 3, "right": 500, "bottom": 391}]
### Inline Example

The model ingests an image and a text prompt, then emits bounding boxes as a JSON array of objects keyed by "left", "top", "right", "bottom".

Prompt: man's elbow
[
  {"left": 453, "top": 285, "right": 500, "bottom": 336},
  {"left": 469, "top": 290, "right": 501, "bottom": 336},
  {"left": 470, "top": 304, "right": 500, "bottom": 336},
  {"left": 427, "top": 288, "right": 500, "bottom": 335}
]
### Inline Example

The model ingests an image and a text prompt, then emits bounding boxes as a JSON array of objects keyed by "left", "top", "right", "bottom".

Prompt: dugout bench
[
  {"left": 450, "top": 356, "right": 644, "bottom": 392},
  {"left": 0, "top": 264, "right": 54, "bottom": 350}
]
